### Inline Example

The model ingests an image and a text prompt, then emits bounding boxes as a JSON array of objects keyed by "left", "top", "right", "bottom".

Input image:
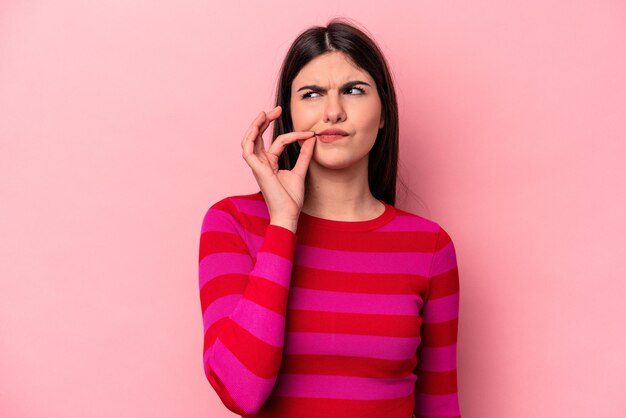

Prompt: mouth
[
  {"left": 316, "top": 133, "right": 349, "bottom": 143},
  {"left": 314, "top": 128, "right": 350, "bottom": 143}
]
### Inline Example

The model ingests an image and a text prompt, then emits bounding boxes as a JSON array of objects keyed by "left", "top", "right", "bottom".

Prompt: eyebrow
[{"left": 296, "top": 80, "right": 372, "bottom": 92}]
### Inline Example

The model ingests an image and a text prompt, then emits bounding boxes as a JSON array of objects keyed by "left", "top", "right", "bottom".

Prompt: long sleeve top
[{"left": 198, "top": 191, "right": 461, "bottom": 418}]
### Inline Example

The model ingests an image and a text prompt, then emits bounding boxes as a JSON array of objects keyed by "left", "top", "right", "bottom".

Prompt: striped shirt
[{"left": 198, "top": 191, "right": 461, "bottom": 417}]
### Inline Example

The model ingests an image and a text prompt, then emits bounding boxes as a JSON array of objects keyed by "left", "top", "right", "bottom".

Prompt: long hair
[{"left": 271, "top": 18, "right": 404, "bottom": 206}]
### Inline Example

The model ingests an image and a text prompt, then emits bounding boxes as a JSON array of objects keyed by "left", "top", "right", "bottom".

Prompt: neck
[{"left": 302, "top": 156, "right": 382, "bottom": 220}]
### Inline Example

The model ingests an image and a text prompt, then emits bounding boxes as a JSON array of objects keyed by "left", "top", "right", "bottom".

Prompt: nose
[{"left": 323, "top": 91, "right": 346, "bottom": 124}]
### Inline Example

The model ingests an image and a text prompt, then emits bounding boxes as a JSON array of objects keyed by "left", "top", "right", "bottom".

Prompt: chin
[{"left": 311, "top": 151, "right": 368, "bottom": 171}]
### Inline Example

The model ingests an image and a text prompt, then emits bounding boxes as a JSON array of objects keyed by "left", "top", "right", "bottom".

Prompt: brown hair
[{"left": 271, "top": 17, "right": 411, "bottom": 207}]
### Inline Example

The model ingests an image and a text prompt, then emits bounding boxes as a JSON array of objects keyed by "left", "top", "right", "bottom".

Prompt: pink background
[{"left": 1, "top": 1, "right": 625, "bottom": 417}]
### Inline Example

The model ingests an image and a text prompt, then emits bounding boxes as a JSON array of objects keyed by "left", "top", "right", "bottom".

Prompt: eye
[
  {"left": 301, "top": 91, "right": 320, "bottom": 100},
  {"left": 346, "top": 87, "right": 365, "bottom": 95},
  {"left": 300, "top": 87, "right": 365, "bottom": 100}
]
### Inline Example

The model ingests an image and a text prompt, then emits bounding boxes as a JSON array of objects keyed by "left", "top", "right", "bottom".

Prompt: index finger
[{"left": 257, "top": 106, "right": 281, "bottom": 138}]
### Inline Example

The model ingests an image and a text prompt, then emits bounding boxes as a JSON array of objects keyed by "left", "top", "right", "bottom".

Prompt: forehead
[{"left": 292, "top": 52, "right": 373, "bottom": 86}]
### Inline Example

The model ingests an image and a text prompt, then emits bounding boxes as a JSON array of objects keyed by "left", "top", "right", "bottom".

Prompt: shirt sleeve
[
  {"left": 198, "top": 197, "right": 297, "bottom": 415},
  {"left": 414, "top": 225, "right": 461, "bottom": 418}
]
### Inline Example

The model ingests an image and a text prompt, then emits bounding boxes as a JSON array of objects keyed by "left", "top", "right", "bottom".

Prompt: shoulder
[
  {"left": 392, "top": 206, "right": 457, "bottom": 251},
  {"left": 201, "top": 190, "right": 265, "bottom": 229},
  {"left": 207, "top": 190, "right": 263, "bottom": 211},
  {"left": 392, "top": 206, "right": 443, "bottom": 234}
]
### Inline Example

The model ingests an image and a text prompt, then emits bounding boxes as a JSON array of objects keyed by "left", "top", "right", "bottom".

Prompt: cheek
[
  {"left": 289, "top": 101, "right": 302, "bottom": 125},
  {"left": 355, "top": 103, "right": 382, "bottom": 132},
  {"left": 367, "top": 100, "right": 383, "bottom": 126},
  {"left": 290, "top": 103, "right": 317, "bottom": 130}
]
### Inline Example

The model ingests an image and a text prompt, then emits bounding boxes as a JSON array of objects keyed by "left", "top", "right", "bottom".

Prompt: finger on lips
[{"left": 246, "top": 106, "right": 313, "bottom": 149}]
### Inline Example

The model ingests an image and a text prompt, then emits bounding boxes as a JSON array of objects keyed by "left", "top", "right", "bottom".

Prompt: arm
[
  {"left": 414, "top": 226, "right": 461, "bottom": 418},
  {"left": 198, "top": 197, "right": 297, "bottom": 415}
]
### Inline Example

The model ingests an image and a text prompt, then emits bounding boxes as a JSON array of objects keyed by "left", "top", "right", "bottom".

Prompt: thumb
[{"left": 292, "top": 136, "right": 316, "bottom": 177}]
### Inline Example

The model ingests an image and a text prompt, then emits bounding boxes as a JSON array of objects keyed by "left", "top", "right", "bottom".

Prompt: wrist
[{"left": 269, "top": 218, "right": 298, "bottom": 233}]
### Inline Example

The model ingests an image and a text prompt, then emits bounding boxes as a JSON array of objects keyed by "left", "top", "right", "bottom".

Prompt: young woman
[{"left": 198, "top": 18, "right": 461, "bottom": 418}]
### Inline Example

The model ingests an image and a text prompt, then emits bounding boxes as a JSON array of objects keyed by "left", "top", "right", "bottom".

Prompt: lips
[
  {"left": 315, "top": 128, "right": 349, "bottom": 143},
  {"left": 316, "top": 128, "right": 349, "bottom": 136},
  {"left": 317, "top": 134, "right": 347, "bottom": 143}
]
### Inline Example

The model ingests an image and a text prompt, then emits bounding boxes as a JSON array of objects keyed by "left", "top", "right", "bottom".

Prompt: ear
[{"left": 379, "top": 112, "right": 385, "bottom": 129}]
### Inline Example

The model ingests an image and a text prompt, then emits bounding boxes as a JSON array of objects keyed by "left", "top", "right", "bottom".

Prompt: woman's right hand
[{"left": 241, "top": 105, "right": 317, "bottom": 224}]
